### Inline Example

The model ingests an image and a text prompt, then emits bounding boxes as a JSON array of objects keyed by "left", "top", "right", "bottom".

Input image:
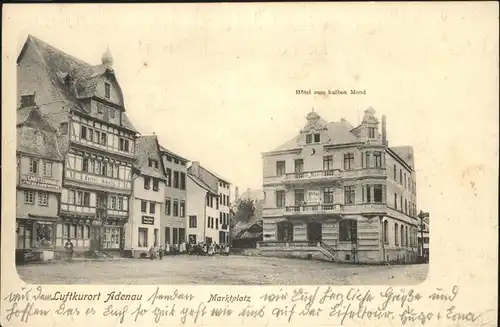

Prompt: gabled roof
[
  {"left": 17, "top": 35, "right": 137, "bottom": 133},
  {"left": 159, "top": 144, "right": 189, "bottom": 163},
  {"left": 272, "top": 120, "right": 359, "bottom": 152},
  {"left": 17, "top": 106, "right": 64, "bottom": 161},
  {"left": 134, "top": 135, "right": 166, "bottom": 179},
  {"left": 187, "top": 173, "right": 217, "bottom": 195},
  {"left": 231, "top": 220, "right": 263, "bottom": 239}
]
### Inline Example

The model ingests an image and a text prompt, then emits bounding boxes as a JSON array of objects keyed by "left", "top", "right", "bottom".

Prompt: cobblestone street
[{"left": 17, "top": 255, "right": 429, "bottom": 285}]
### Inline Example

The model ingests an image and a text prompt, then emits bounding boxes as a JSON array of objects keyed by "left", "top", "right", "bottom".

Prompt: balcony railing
[
  {"left": 283, "top": 169, "right": 342, "bottom": 183},
  {"left": 284, "top": 203, "right": 343, "bottom": 215},
  {"left": 257, "top": 240, "right": 320, "bottom": 248}
]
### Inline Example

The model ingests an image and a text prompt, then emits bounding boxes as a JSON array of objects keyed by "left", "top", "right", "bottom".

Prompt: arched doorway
[
  {"left": 276, "top": 221, "right": 293, "bottom": 242},
  {"left": 307, "top": 222, "right": 322, "bottom": 242}
]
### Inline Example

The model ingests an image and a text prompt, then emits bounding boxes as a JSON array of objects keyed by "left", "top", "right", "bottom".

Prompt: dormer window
[
  {"left": 306, "top": 134, "right": 312, "bottom": 144},
  {"left": 148, "top": 159, "right": 159, "bottom": 169},
  {"left": 105, "top": 83, "right": 111, "bottom": 99},
  {"left": 20, "top": 95, "right": 35, "bottom": 108},
  {"left": 368, "top": 127, "right": 376, "bottom": 138},
  {"left": 306, "top": 133, "right": 320, "bottom": 144},
  {"left": 314, "top": 133, "right": 320, "bottom": 142}
]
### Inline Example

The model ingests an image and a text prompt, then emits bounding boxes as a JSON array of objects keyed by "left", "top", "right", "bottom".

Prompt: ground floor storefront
[{"left": 260, "top": 215, "right": 419, "bottom": 264}]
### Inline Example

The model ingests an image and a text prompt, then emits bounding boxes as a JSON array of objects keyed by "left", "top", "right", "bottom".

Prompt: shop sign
[
  {"left": 141, "top": 216, "right": 154, "bottom": 225},
  {"left": 21, "top": 174, "right": 60, "bottom": 190}
]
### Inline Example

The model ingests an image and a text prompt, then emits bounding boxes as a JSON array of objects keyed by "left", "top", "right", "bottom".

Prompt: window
[
  {"left": 109, "top": 108, "right": 115, "bottom": 118},
  {"left": 343, "top": 153, "right": 354, "bottom": 170},
  {"left": 42, "top": 162, "right": 52, "bottom": 177},
  {"left": 165, "top": 168, "right": 172, "bottom": 187},
  {"left": 80, "top": 125, "right": 87, "bottom": 139},
  {"left": 100, "top": 162, "right": 107, "bottom": 176},
  {"left": 68, "top": 190, "right": 75, "bottom": 204},
  {"left": 29, "top": 158, "right": 39, "bottom": 174},
  {"left": 149, "top": 159, "right": 158, "bottom": 168},
  {"left": 166, "top": 156, "right": 172, "bottom": 162},
  {"left": 100, "top": 132, "right": 107, "bottom": 145},
  {"left": 117, "top": 197, "right": 124, "bottom": 210},
  {"left": 323, "top": 156, "right": 333, "bottom": 170},
  {"left": 383, "top": 220, "right": 389, "bottom": 243},
  {"left": 405, "top": 199, "right": 408, "bottom": 214},
  {"left": 276, "top": 161, "right": 286, "bottom": 176},
  {"left": 366, "top": 185, "right": 371, "bottom": 203},
  {"left": 21, "top": 94, "right": 35, "bottom": 107},
  {"left": 395, "top": 223, "right": 399, "bottom": 245},
  {"left": 294, "top": 159, "right": 304, "bottom": 173},
  {"left": 174, "top": 159, "right": 179, "bottom": 164},
  {"left": 405, "top": 226, "right": 409, "bottom": 247},
  {"left": 374, "top": 152, "right": 382, "bottom": 167},
  {"left": 323, "top": 187, "right": 334, "bottom": 204},
  {"left": 215, "top": 219, "right": 219, "bottom": 229},
  {"left": 207, "top": 217, "right": 211, "bottom": 228},
  {"left": 173, "top": 228, "right": 179, "bottom": 244},
  {"left": 189, "top": 215, "right": 197, "bottom": 228},
  {"left": 216, "top": 197, "right": 219, "bottom": 210},
  {"left": 94, "top": 160, "right": 101, "bottom": 175},
  {"left": 339, "top": 219, "right": 357, "bottom": 242},
  {"left": 76, "top": 191, "right": 83, "bottom": 205},
  {"left": 119, "top": 138, "right": 129, "bottom": 152},
  {"left": 400, "top": 195, "right": 403, "bottom": 211},
  {"left": 144, "top": 177, "right": 151, "bottom": 190},
  {"left": 24, "top": 191, "right": 35, "bottom": 204},
  {"left": 173, "top": 200, "right": 179, "bottom": 216},
  {"left": 165, "top": 198, "right": 171, "bottom": 215},
  {"left": 404, "top": 173, "right": 407, "bottom": 188},
  {"left": 88, "top": 128, "right": 94, "bottom": 142},
  {"left": 141, "top": 200, "right": 147, "bottom": 213},
  {"left": 399, "top": 169, "right": 403, "bottom": 183},
  {"left": 110, "top": 196, "right": 117, "bottom": 209},
  {"left": 374, "top": 184, "right": 383, "bottom": 203},
  {"left": 294, "top": 189, "right": 305, "bottom": 205},
  {"left": 105, "top": 83, "right": 111, "bottom": 98},
  {"left": 149, "top": 202, "right": 155, "bottom": 214},
  {"left": 314, "top": 133, "right": 320, "bottom": 143},
  {"left": 206, "top": 195, "right": 210, "bottom": 207},
  {"left": 368, "top": 127, "right": 376, "bottom": 138},
  {"left": 276, "top": 190, "right": 286, "bottom": 207},
  {"left": 138, "top": 228, "right": 148, "bottom": 247},
  {"left": 83, "top": 192, "right": 90, "bottom": 206},
  {"left": 173, "top": 171, "right": 179, "bottom": 188},
  {"left": 153, "top": 178, "right": 159, "bottom": 191},
  {"left": 394, "top": 193, "right": 397, "bottom": 209},
  {"left": 306, "top": 134, "right": 312, "bottom": 144},
  {"left": 180, "top": 201, "right": 185, "bottom": 217},
  {"left": 393, "top": 164, "right": 397, "bottom": 179},
  {"left": 180, "top": 173, "right": 186, "bottom": 190},
  {"left": 344, "top": 186, "right": 355, "bottom": 204},
  {"left": 401, "top": 225, "right": 404, "bottom": 247},
  {"left": 165, "top": 227, "right": 171, "bottom": 244}
]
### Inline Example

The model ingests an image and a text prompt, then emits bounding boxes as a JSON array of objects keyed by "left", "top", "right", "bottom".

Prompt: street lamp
[{"left": 418, "top": 210, "right": 429, "bottom": 261}]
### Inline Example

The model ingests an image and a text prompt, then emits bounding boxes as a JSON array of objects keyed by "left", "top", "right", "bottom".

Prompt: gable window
[
  {"left": 276, "top": 161, "right": 286, "bottom": 176},
  {"left": 323, "top": 156, "right": 333, "bottom": 170},
  {"left": 343, "top": 153, "right": 354, "bottom": 170},
  {"left": 149, "top": 159, "right": 158, "bottom": 168},
  {"left": 165, "top": 198, "right": 171, "bottom": 215},
  {"left": 29, "top": 158, "right": 39, "bottom": 174},
  {"left": 105, "top": 83, "right": 111, "bottom": 99},
  {"left": 276, "top": 190, "right": 285, "bottom": 207},
  {"left": 344, "top": 186, "right": 355, "bottom": 204},
  {"left": 368, "top": 127, "right": 376, "bottom": 138},
  {"left": 144, "top": 177, "right": 151, "bottom": 190},
  {"left": 306, "top": 134, "right": 312, "bottom": 144},
  {"left": 314, "top": 133, "right": 320, "bottom": 143},
  {"left": 189, "top": 216, "right": 197, "bottom": 228},
  {"left": 153, "top": 178, "right": 159, "bottom": 191}
]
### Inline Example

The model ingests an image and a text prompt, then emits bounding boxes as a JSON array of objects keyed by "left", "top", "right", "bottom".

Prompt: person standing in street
[{"left": 64, "top": 238, "right": 74, "bottom": 261}]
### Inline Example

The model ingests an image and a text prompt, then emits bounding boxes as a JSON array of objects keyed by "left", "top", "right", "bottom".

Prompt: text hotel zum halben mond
[{"left": 2, "top": 285, "right": 485, "bottom": 326}]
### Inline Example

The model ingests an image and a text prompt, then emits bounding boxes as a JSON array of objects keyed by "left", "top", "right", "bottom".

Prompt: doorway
[
  {"left": 90, "top": 226, "right": 101, "bottom": 251},
  {"left": 277, "top": 221, "right": 294, "bottom": 242},
  {"left": 307, "top": 222, "right": 322, "bottom": 242}
]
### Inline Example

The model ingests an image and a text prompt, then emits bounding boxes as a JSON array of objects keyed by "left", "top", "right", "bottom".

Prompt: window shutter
[{"left": 90, "top": 193, "right": 96, "bottom": 207}]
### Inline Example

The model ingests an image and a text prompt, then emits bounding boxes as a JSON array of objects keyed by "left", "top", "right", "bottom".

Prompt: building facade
[
  {"left": 17, "top": 36, "right": 138, "bottom": 255},
  {"left": 417, "top": 217, "right": 430, "bottom": 261},
  {"left": 187, "top": 162, "right": 231, "bottom": 244},
  {"left": 186, "top": 174, "right": 218, "bottom": 244},
  {"left": 261, "top": 108, "right": 419, "bottom": 264},
  {"left": 159, "top": 146, "right": 188, "bottom": 246},
  {"left": 124, "top": 135, "right": 166, "bottom": 257},
  {"left": 16, "top": 102, "right": 64, "bottom": 261}
]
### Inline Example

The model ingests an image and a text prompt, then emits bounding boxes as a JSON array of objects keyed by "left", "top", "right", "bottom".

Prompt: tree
[{"left": 233, "top": 198, "right": 256, "bottom": 222}]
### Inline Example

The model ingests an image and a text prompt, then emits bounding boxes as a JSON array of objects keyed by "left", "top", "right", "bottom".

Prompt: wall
[
  {"left": 16, "top": 190, "right": 59, "bottom": 219},
  {"left": 95, "top": 75, "right": 123, "bottom": 107},
  {"left": 124, "top": 175, "right": 163, "bottom": 256},
  {"left": 185, "top": 177, "right": 206, "bottom": 243},
  {"left": 205, "top": 194, "right": 220, "bottom": 243}
]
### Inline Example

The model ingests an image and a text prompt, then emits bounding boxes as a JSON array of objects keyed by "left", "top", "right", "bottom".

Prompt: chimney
[
  {"left": 381, "top": 115, "right": 388, "bottom": 146},
  {"left": 235, "top": 186, "right": 239, "bottom": 201}
]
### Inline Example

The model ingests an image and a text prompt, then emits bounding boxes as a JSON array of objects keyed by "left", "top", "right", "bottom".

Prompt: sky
[{"left": 3, "top": 3, "right": 498, "bottom": 215}]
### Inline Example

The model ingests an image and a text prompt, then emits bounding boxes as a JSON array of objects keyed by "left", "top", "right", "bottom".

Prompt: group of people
[{"left": 148, "top": 241, "right": 231, "bottom": 259}]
